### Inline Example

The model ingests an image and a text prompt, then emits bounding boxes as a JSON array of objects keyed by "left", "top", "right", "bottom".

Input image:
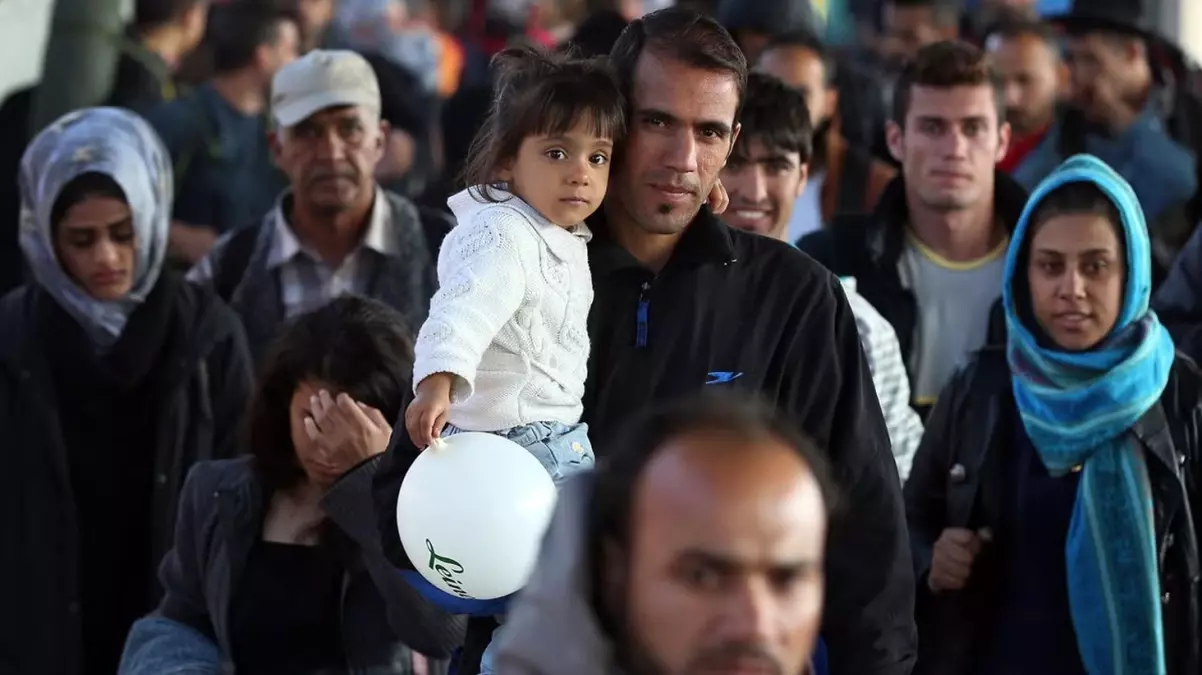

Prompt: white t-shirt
[
  {"left": 898, "top": 231, "right": 1007, "bottom": 406},
  {"left": 787, "top": 171, "right": 826, "bottom": 243}
]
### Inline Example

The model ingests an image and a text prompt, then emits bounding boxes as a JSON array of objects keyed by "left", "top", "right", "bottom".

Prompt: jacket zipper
[{"left": 636, "top": 281, "right": 650, "bottom": 348}]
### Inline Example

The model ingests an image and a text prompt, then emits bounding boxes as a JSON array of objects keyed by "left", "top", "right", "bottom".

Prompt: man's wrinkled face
[
  {"left": 607, "top": 51, "right": 740, "bottom": 236},
  {"left": 721, "top": 138, "right": 807, "bottom": 240},
  {"left": 986, "top": 32, "right": 1061, "bottom": 135},
  {"left": 606, "top": 431, "right": 827, "bottom": 675},
  {"left": 756, "top": 45, "right": 837, "bottom": 127},
  {"left": 271, "top": 106, "right": 387, "bottom": 213},
  {"left": 887, "top": 84, "right": 1010, "bottom": 212}
]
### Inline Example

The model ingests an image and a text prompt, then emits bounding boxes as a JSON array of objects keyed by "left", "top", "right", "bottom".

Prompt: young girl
[{"left": 405, "top": 45, "right": 625, "bottom": 482}]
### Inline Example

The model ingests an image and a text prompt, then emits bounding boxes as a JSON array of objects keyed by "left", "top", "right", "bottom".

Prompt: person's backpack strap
[
  {"left": 169, "top": 94, "right": 220, "bottom": 197},
  {"left": 820, "top": 212, "right": 877, "bottom": 278},
  {"left": 834, "top": 148, "right": 871, "bottom": 217},
  {"left": 1056, "top": 107, "right": 1089, "bottom": 159},
  {"left": 212, "top": 226, "right": 259, "bottom": 302}
]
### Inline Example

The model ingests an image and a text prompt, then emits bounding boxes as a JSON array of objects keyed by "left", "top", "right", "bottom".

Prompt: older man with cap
[{"left": 188, "top": 49, "right": 452, "bottom": 364}]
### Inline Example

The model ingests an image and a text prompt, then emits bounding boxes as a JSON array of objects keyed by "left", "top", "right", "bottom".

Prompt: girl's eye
[
  {"left": 590, "top": 153, "right": 608, "bottom": 165},
  {"left": 545, "top": 149, "right": 566, "bottom": 160}
]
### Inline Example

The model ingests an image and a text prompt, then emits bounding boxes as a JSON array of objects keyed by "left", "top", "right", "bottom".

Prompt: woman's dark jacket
[
  {"left": 123, "top": 456, "right": 465, "bottom": 673},
  {"left": 0, "top": 275, "right": 254, "bottom": 675},
  {"left": 905, "top": 348, "right": 1202, "bottom": 675}
]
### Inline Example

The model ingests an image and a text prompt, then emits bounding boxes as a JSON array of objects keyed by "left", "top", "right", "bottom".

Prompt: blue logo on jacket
[{"left": 705, "top": 372, "right": 743, "bottom": 385}]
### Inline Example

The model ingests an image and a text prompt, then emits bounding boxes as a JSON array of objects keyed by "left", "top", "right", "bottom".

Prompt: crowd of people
[{"left": 1, "top": 0, "right": 1201, "bottom": 674}]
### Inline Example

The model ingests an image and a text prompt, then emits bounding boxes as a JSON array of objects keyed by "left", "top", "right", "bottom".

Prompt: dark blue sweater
[{"left": 982, "top": 412, "right": 1087, "bottom": 675}]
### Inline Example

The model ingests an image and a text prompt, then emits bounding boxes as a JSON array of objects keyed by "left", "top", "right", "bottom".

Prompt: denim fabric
[
  {"left": 444, "top": 421, "right": 594, "bottom": 674},
  {"left": 443, "top": 421, "right": 595, "bottom": 484},
  {"left": 119, "top": 616, "right": 226, "bottom": 675}
]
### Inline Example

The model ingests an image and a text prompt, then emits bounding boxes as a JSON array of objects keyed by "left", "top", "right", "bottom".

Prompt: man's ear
[
  {"left": 795, "top": 162, "right": 810, "bottom": 200},
  {"left": 724, "top": 122, "right": 742, "bottom": 167},
  {"left": 826, "top": 87, "right": 841, "bottom": 123},
  {"left": 376, "top": 118, "right": 391, "bottom": 152},
  {"left": 885, "top": 120, "right": 905, "bottom": 164},
  {"left": 268, "top": 128, "right": 284, "bottom": 169},
  {"left": 995, "top": 121, "right": 1012, "bottom": 163}
]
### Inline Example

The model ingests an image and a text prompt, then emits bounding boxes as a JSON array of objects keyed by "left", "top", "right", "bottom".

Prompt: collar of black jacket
[
  {"left": 864, "top": 169, "right": 1029, "bottom": 264},
  {"left": 587, "top": 203, "right": 737, "bottom": 276}
]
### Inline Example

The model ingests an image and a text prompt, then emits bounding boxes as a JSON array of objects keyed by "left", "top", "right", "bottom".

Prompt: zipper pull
[{"left": 636, "top": 281, "right": 650, "bottom": 348}]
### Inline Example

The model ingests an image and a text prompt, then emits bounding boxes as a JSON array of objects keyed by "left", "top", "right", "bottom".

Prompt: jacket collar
[
  {"left": 864, "top": 169, "right": 1029, "bottom": 266},
  {"left": 588, "top": 202, "right": 737, "bottom": 277}
]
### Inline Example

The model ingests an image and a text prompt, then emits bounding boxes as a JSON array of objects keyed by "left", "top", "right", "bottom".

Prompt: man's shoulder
[
  {"left": 796, "top": 215, "right": 878, "bottom": 270},
  {"left": 142, "top": 90, "right": 210, "bottom": 146}
]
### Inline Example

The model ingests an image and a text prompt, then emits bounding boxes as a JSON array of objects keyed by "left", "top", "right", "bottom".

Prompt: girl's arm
[{"left": 412, "top": 210, "right": 535, "bottom": 401}]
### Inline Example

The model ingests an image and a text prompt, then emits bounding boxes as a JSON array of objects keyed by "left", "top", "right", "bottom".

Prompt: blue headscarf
[
  {"left": 1003, "top": 154, "right": 1175, "bottom": 675},
  {"left": 18, "top": 107, "right": 173, "bottom": 349}
]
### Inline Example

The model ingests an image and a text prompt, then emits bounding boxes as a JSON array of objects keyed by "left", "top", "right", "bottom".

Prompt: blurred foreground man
[{"left": 494, "top": 396, "right": 833, "bottom": 675}]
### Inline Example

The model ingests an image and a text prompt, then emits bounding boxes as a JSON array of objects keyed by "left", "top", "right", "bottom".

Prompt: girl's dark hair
[
  {"left": 247, "top": 295, "right": 415, "bottom": 492},
  {"left": 51, "top": 172, "right": 127, "bottom": 230},
  {"left": 460, "top": 44, "right": 627, "bottom": 201}
]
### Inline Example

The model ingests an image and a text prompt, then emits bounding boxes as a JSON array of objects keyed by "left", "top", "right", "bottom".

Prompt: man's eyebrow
[
  {"left": 635, "top": 108, "right": 734, "bottom": 137},
  {"left": 677, "top": 548, "right": 822, "bottom": 573},
  {"left": 635, "top": 107, "right": 678, "bottom": 123}
]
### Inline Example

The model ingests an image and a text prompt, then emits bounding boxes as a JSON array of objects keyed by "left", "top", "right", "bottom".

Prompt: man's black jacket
[{"left": 366, "top": 206, "right": 917, "bottom": 674}]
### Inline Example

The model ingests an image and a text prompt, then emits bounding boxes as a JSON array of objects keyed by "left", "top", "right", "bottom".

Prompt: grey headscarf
[{"left": 18, "top": 107, "right": 173, "bottom": 349}]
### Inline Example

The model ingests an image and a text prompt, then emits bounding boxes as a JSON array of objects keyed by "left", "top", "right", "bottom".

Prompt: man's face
[
  {"left": 608, "top": 51, "right": 741, "bottom": 236},
  {"left": 721, "top": 138, "right": 807, "bottom": 240},
  {"left": 1064, "top": 32, "right": 1140, "bottom": 126},
  {"left": 888, "top": 84, "right": 1010, "bottom": 212},
  {"left": 609, "top": 431, "right": 827, "bottom": 675},
  {"left": 271, "top": 105, "right": 387, "bottom": 213},
  {"left": 986, "top": 33, "right": 1061, "bottom": 136},
  {"left": 881, "top": 3, "right": 955, "bottom": 65},
  {"left": 757, "top": 46, "right": 838, "bottom": 126}
]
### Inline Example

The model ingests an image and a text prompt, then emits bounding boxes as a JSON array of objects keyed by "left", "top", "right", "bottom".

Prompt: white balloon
[{"left": 396, "top": 432, "right": 558, "bottom": 600}]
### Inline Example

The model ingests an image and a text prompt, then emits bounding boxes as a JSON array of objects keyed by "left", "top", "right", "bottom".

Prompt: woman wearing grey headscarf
[{"left": 0, "top": 107, "right": 254, "bottom": 675}]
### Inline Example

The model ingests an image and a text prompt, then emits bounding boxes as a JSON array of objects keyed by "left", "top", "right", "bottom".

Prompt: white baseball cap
[{"left": 271, "top": 49, "right": 381, "bottom": 127}]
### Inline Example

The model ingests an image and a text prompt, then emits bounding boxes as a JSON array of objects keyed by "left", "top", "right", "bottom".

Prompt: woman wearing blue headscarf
[
  {"left": 904, "top": 154, "right": 1200, "bottom": 675},
  {"left": 0, "top": 107, "right": 254, "bottom": 675}
]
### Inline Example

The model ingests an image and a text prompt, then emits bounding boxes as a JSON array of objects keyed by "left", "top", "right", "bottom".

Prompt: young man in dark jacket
[
  {"left": 800, "top": 40, "right": 1027, "bottom": 416},
  {"left": 338, "top": 8, "right": 916, "bottom": 675}
]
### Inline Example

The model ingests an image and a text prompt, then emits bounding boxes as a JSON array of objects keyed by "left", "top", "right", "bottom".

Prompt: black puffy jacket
[{"left": 904, "top": 347, "right": 1201, "bottom": 675}]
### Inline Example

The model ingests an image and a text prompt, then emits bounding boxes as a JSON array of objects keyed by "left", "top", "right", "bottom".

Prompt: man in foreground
[{"left": 495, "top": 395, "right": 833, "bottom": 675}]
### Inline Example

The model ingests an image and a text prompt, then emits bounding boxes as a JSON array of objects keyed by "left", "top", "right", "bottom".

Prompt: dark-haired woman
[
  {"left": 0, "top": 108, "right": 254, "bottom": 675},
  {"left": 906, "top": 154, "right": 1201, "bottom": 675},
  {"left": 120, "top": 295, "right": 465, "bottom": 675}
]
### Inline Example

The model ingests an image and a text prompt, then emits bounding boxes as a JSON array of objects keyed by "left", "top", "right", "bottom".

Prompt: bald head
[{"left": 610, "top": 426, "right": 827, "bottom": 675}]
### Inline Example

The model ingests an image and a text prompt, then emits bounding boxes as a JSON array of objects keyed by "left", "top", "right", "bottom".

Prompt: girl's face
[
  {"left": 499, "top": 119, "right": 613, "bottom": 228},
  {"left": 1026, "top": 211, "right": 1126, "bottom": 351},
  {"left": 54, "top": 194, "right": 137, "bottom": 301}
]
